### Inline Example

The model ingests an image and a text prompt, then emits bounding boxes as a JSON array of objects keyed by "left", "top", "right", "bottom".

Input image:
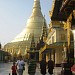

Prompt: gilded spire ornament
[
  {"left": 17, "top": 47, "right": 22, "bottom": 56},
  {"left": 24, "top": 46, "right": 29, "bottom": 59}
]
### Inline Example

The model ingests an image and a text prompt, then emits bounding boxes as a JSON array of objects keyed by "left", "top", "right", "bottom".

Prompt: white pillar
[{"left": 73, "top": 31, "right": 75, "bottom": 59}]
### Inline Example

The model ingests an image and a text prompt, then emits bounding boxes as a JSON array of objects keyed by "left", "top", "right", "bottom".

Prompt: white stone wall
[{"left": 56, "top": 29, "right": 67, "bottom": 42}]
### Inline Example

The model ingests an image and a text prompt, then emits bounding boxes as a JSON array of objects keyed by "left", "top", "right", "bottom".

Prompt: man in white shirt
[{"left": 16, "top": 56, "right": 25, "bottom": 75}]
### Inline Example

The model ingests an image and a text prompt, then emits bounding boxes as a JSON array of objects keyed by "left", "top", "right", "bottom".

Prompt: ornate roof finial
[
  {"left": 18, "top": 46, "right": 22, "bottom": 56},
  {"left": 30, "top": 33, "right": 35, "bottom": 51},
  {"left": 0, "top": 42, "right": 1, "bottom": 49},
  {"left": 44, "top": 15, "right": 45, "bottom": 18}
]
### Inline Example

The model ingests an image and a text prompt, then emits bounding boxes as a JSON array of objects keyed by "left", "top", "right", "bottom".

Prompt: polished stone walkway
[{"left": 0, "top": 62, "right": 62, "bottom": 75}]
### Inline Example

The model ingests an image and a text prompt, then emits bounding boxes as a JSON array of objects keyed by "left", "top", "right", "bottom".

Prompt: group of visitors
[
  {"left": 40, "top": 58, "right": 54, "bottom": 75},
  {"left": 11, "top": 55, "right": 54, "bottom": 75},
  {"left": 11, "top": 56, "right": 25, "bottom": 75}
]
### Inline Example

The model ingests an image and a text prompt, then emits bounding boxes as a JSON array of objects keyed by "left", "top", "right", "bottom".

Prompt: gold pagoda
[{"left": 4, "top": 0, "right": 48, "bottom": 56}]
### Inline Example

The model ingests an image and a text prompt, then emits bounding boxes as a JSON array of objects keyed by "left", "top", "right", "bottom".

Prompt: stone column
[{"left": 55, "top": 49, "right": 63, "bottom": 65}]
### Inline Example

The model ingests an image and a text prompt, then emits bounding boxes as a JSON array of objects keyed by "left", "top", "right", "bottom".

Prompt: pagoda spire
[
  {"left": 31, "top": 0, "right": 43, "bottom": 17},
  {"left": 43, "top": 16, "right": 48, "bottom": 38},
  {"left": 40, "top": 16, "right": 48, "bottom": 46},
  {"left": 17, "top": 46, "right": 22, "bottom": 56},
  {"left": 24, "top": 46, "right": 28, "bottom": 55},
  {"left": 40, "top": 16, "right": 48, "bottom": 40},
  {"left": 30, "top": 33, "right": 36, "bottom": 51}
]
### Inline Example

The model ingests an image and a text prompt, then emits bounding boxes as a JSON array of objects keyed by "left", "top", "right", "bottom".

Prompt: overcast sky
[{"left": 0, "top": 0, "right": 52, "bottom": 46}]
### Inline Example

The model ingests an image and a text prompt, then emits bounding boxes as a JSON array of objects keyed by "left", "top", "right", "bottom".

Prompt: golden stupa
[{"left": 4, "top": 0, "right": 48, "bottom": 55}]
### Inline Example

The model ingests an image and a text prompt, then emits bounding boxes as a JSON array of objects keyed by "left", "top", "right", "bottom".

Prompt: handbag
[{"left": 23, "top": 66, "right": 25, "bottom": 70}]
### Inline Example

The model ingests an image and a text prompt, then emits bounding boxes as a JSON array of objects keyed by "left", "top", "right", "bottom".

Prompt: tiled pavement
[{"left": 0, "top": 62, "right": 62, "bottom": 75}]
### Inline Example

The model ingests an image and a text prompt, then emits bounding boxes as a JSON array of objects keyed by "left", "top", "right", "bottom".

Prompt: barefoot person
[
  {"left": 48, "top": 59, "right": 54, "bottom": 75},
  {"left": 40, "top": 59, "right": 46, "bottom": 75}
]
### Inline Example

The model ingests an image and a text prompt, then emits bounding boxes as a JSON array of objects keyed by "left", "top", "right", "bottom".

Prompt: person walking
[
  {"left": 48, "top": 59, "right": 54, "bottom": 75},
  {"left": 28, "top": 55, "right": 36, "bottom": 75},
  {"left": 11, "top": 62, "right": 17, "bottom": 75},
  {"left": 16, "top": 56, "right": 25, "bottom": 75},
  {"left": 40, "top": 59, "right": 46, "bottom": 75}
]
